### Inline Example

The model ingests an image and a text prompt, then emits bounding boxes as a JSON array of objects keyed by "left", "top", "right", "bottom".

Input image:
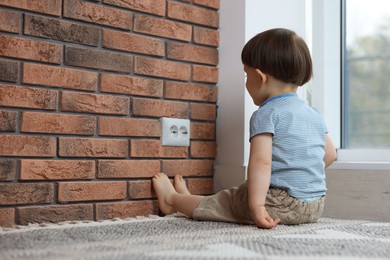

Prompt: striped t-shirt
[{"left": 249, "top": 93, "right": 327, "bottom": 202}]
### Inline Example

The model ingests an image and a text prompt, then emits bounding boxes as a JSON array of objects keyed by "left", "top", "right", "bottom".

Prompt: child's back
[{"left": 250, "top": 93, "right": 327, "bottom": 201}]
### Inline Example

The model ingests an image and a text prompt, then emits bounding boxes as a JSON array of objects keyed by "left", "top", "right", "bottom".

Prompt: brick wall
[{"left": 0, "top": 0, "right": 219, "bottom": 228}]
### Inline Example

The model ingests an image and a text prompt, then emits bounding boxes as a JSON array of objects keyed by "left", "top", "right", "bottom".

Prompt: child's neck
[{"left": 266, "top": 78, "right": 298, "bottom": 99}]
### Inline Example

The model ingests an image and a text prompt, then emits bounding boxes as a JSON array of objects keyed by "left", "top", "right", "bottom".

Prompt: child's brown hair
[{"left": 241, "top": 28, "right": 312, "bottom": 86}]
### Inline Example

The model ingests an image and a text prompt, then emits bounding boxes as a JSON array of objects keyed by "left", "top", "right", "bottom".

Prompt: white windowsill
[
  {"left": 328, "top": 149, "right": 390, "bottom": 170},
  {"left": 329, "top": 161, "right": 390, "bottom": 170}
]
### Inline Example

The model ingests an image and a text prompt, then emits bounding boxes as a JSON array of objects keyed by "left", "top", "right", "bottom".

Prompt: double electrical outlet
[{"left": 160, "top": 117, "right": 190, "bottom": 147}]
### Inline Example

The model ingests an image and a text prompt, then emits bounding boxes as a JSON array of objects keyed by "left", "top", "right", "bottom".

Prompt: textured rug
[{"left": 0, "top": 215, "right": 389, "bottom": 260}]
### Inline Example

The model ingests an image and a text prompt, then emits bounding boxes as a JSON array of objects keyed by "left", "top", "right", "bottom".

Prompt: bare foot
[
  {"left": 174, "top": 175, "right": 191, "bottom": 195},
  {"left": 152, "top": 173, "right": 176, "bottom": 215}
]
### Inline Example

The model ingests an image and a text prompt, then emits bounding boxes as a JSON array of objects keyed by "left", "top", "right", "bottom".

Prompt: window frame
[{"left": 313, "top": 0, "right": 390, "bottom": 169}]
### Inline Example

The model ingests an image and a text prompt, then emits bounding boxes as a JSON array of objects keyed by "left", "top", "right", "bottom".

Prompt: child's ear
[{"left": 255, "top": 69, "right": 267, "bottom": 84}]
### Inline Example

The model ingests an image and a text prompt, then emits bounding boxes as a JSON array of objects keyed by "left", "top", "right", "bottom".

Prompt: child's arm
[
  {"left": 324, "top": 133, "right": 337, "bottom": 168},
  {"left": 247, "top": 133, "right": 280, "bottom": 229}
]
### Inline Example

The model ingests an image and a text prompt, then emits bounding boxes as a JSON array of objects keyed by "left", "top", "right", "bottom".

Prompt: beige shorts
[{"left": 192, "top": 181, "right": 325, "bottom": 225}]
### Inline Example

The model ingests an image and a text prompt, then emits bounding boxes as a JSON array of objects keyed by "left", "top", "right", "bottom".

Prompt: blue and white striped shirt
[{"left": 250, "top": 93, "right": 327, "bottom": 202}]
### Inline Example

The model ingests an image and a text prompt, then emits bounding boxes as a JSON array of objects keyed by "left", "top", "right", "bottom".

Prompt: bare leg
[
  {"left": 174, "top": 175, "right": 191, "bottom": 195},
  {"left": 171, "top": 191, "right": 203, "bottom": 218},
  {"left": 153, "top": 173, "right": 203, "bottom": 218}
]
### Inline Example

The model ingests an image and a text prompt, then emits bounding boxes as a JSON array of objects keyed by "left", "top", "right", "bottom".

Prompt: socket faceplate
[{"left": 160, "top": 118, "right": 190, "bottom": 147}]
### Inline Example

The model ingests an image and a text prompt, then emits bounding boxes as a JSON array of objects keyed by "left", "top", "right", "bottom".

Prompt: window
[
  {"left": 342, "top": 0, "right": 390, "bottom": 148},
  {"left": 309, "top": 0, "right": 390, "bottom": 166}
]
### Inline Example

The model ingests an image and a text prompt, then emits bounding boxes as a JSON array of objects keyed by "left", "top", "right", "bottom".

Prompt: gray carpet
[{"left": 0, "top": 215, "right": 389, "bottom": 259}]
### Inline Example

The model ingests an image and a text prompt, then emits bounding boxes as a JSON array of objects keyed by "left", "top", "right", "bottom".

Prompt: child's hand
[{"left": 251, "top": 205, "right": 280, "bottom": 229}]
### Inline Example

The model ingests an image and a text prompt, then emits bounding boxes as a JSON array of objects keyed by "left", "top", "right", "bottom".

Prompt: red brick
[
  {"left": 60, "top": 91, "right": 130, "bottom": 115},
  {"left": 58, "top": 181, "right": 126, "bottom": 202},
  {"left": 20, "top": 160, "right": 95, "bottom": 180},
  {"left": 167, "top": 1, "right": 219, "bottom": 28},
  {"left": 193, "top": 27, "right": 219, "bottom": 47},
  {"left": 190, "top": 103, "right": 217, "bottom": 120},
  {"left": 0, "top": 9, "right": 20, "bottom": 33},
  {"left": 102, "top": 29, "right": 164, "bottom": 57},
  {"left": 0, "top": 35, "right": 62, "bottom": 64},
  {"left": 192, "top": 64, "right": 218, "bottom": 83},
  {"left": 65, "top": 46, "right": 133, "bottom": 73},
  {"left": 167, "top": 42, "right": 218, "bottom": 65},
  {"left": 103, "top": 0, "right": 165, "bottom": 16},
  {"left": 134, "top": 14, "right": 192, "bottom": 42},
  {"left": 22, "top": 63, "right": 97, "bottom": 91},
  {"left": 194, "top": 0, "right": 220, "bottom": 9},
  {"left": 16, "top": 204, "right": 94, "bottom": 225},
  {"left": 0, "top": 58, "right": 18, "bottom": 82},
  {"left": 21, "top": 112, "right": 96, "bottom": 135},
  {"left": 135, "top": 56, "right": 190, "bottom": 81},
  {"left": 187, "top": 178, "right": 213, "bottom": 195},
  {"left": 63, "top": 0, "right": 132, "bottom": 30},
  {"left": 0, "top": 0, "right": 62, "bottom": 16},
  {"left": 190, "top": 141, "right": 217, "bottom": 158},
  {"left": 59, "top": 137, "right": 129, "bottom": 158},
  {"left": 0, "top": 183, "right": 54, "bottom": 205},
  {"left": 0, "top": 110, "right": 17, "bottom": 132},
  {"left": 0, "top": 159, "right": 16, "bottom": 181},
  {"left": 98, "top": 160, "right": 160, "bottom": 178},
  {"left": 165, "top": 81, "right": 217, "bottom": 102},
  {"left": 131, "top": 140, "right": 188, "bottom": 158},
  {"left": 24, "top": 14, "right": 99, "bottom": 46},
  {"left": 100, "top": 73, "right": 163, "bottom": 97},
  {"left": 0, "top": 84, "right": 57, "bottom": 110},
  {"left": 128, "top": 180, "right": 155, "bottom": 199},
  {"left": 190, "top": 122, "right": 215, "bottom": 140},
  {"left": 132, "top": 98, "right": 188, "bottom": 118},
  {"left": 0, "top": 135, "right": 56, "bottom": 157},
  {"left": 96, "top": 200, "right": 157, "bottom": 220},
  {"left": 161, "top": 160, "right": 213, "bottom": 177},
  {"left": 0, "top": 208, "right": 14, "bottom": 227},
  {"left": 99, "top": 117, "right": 160, "bottom": 137}
]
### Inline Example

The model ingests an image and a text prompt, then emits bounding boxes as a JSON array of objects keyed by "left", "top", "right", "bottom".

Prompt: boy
[{"left": 153, "top": 28, "right": 337, "bottom": 229}]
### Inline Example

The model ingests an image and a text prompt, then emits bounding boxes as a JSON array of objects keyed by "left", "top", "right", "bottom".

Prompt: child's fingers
[
  {"left": 256, "top": 217, "right": 277, "bottom": 229},
  {"left": 266, "top": 216, "right": 281, "bottom": 228}
]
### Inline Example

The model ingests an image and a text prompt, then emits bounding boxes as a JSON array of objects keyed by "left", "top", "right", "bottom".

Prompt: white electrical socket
[{"left": 160, "top": 117, "right": 190, "bottom": 147}]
